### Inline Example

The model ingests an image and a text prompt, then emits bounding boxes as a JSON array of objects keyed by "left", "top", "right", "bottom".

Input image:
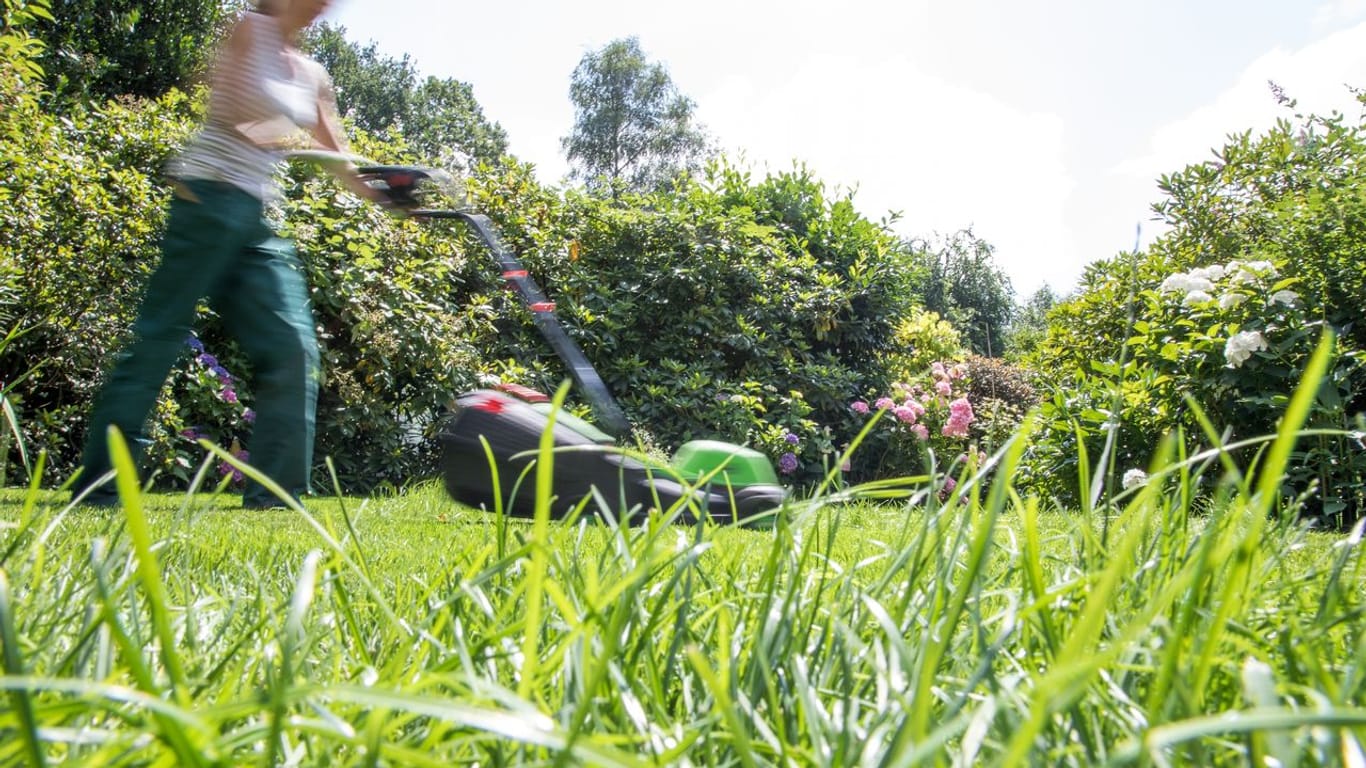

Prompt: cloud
[
  {"left": 1115, "top": 22, "right": 1366, "bottom": 182},
  {"left": 1315, "top": 0, "right": 1366, "bottom": 28},
  {"left": 696, "top": 53, "right": 1073, "bottom": 296}
]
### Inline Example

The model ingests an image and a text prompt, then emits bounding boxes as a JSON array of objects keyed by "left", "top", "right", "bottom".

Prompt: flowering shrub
[
  {"left": 1027, "top": 104, "right": 1366, "bottom": 525},
  {"left": 1030, "top": 252, "right": 1365, "bottom": 517},
  {"left": 851, "top": 360, "right": 985, "bottom": 481},
  {"left": 144, "top": 334, "right": 259, "bottom": 486}
]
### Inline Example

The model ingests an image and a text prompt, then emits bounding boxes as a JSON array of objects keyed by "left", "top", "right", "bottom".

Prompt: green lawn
[{"left": 0, "top": 472, "right": 1363, "bottom": 766}]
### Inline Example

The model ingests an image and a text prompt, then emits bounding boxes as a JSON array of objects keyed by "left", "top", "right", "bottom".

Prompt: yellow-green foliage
[{"left": 886, "top": 307, "right": 965, "bottom": 379}]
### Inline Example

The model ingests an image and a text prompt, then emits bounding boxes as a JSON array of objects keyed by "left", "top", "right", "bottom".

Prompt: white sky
[{"left": 327, "top": 0, "right": 1366, "bottom": 297}]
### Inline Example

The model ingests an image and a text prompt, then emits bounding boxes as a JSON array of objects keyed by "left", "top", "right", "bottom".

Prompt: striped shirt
[{"left": 168, "top": 12, "right": 328, "bottom": 200}]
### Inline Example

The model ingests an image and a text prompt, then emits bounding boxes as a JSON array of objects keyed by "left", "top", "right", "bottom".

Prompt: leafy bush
[
  {"left": 962, "top": 354, "right": 1039, "bottom": 452},
  {"left": 468, "top": 161, "right": 925, "bottom": 484},
  {"left": 883, "top": 307, "right": 965, "bottom": 380},
  {"left": 0, "top": 88, "right": 195, "bottom": 481},
  {"left": 2, "top": 89, "right": 936, "bottom": 491},
  {"left": 1027, "top": 106, "right": 1366, "bottom": 523}
]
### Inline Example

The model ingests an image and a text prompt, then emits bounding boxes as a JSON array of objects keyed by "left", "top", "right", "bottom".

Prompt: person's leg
[
  {"left": 75, "top": 181, "right": 263, "bottom": 503},
  {"left": 213, "top": 225, "right": 320, "bottom": 508}
]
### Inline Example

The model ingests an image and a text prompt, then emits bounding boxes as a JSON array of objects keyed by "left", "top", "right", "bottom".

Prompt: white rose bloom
[
  {"left": 1183, "top": 290, "right": 1214, "bottom": 306},
  {"left": 1159, "top": 273, "right": 1191, "bottom": 292},
  {"left": 1270, "top": 289, "right": 1299, "bottom": 306},
  {"left": 1190, "top": 265, "right": 1227, "bottom": 282},
  {"left": 1122, "top": 468, "right": 1148, "bottom": 490},
  {"left": 1160, "top": 273, "right": 1214, "bottom": 293},
  {"left": 1219, "top": 292, "right": 1247, "bottom": 309},
  {"left": 1224, "top": 330, "right": 1269, "bottom": 368}
]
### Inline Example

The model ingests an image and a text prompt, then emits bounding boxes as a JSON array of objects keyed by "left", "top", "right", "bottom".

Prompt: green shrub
[
  {"left": 2, "top": 93, "right": 934, "bottom": 491},
  {"left": 468, "top": 161, "right": 924, "bottom": 484},
  {"left": 0, "top": 89, "right": 194, "bottom": 481},
  {"left": 962, "top": 354, "right": 1038, "bottom": 453},
  {"left": 884, "top": 307, "right": 965, "bottom": 379},
  {"left": 1027, "top": 107, "right": 1366, "bottom": 523}
]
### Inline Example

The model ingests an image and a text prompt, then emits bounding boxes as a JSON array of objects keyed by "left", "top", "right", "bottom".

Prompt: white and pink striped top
[{"left": 168, "top": 12, "right": 328, "bottom": 200}]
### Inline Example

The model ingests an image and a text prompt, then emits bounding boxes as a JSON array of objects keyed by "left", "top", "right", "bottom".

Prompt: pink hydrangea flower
[
  {"left": 875, "top": 397, "right": 895, "bottom": 410},
  {"left": 893, "top": 405, "right": 918, "bottom": 424},
  {"left": 911, "top": 424, "right": 929, "bottom": 441},
  {"left": 850, "top": 400, "right": 870, "bottom": 414},
  {"left": 953, "top": 397, "right": 974, "bottom": 417},
  {"left": 942, "top": 419, "right": 970, "bottom": 438},
  {"left": 935, "top": 380, "right": 953, "bottom": 397}
]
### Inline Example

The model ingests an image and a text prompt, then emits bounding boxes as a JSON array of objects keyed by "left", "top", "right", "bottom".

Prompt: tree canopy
[
  {"left": 33, "top": 0, "right": 234, "bottom": 104},
  {"left": 562, "top": 36, "right": 711, "bottom": 195},
  {"left": 907, "top": 229, "right": 1016, "bottom": 356},
  {"left": 303, "top": 23, "right": 509, "bottom": 167}
]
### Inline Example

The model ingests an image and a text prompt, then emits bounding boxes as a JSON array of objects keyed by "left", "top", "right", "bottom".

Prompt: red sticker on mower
[
  {"left": 502, "top": 270, "right": 528, "bottom": 279},
  {"left": 529, "top": 302, "right": 556, "bottom": 312},
  {"left": 472, "top": 395, "right": 506, "bottom": 414}
]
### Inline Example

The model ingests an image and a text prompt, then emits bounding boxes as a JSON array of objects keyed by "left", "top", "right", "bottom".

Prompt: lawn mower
[{"left": 344, "top": 160, "right": 787, "bottom": 525}]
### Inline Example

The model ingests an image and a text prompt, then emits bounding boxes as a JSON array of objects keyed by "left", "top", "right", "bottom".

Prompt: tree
[
  {"left": 907, "top": 229, "right": 1015, "bottom": 356},
  {"left": 303, "top": 24, "right": 414, "bottom": 137},
  {"left": 406, "top": 75, "right": 509, "bottom": 167},
  {"left": 1003, "top": 284, "right": 1056, "bottom": 361},
  {"left": 302, "top": 23, "right": 508, "bottom": 167},
  {"left": 562, "top": 36, "right": 711, "bottom": 196},
  {"left": 34, "top": 0, "right": 234, "bottom": 104}
]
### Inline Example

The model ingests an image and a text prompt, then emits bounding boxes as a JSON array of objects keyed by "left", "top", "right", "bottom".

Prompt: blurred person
[{"left": 75, "top": 0, "right": 382, "bottom": 508}]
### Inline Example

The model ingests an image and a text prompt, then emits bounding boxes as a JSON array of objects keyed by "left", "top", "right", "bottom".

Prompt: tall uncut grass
[{"left": 1, "top": 350, "right": 1365, "bottom": 765}]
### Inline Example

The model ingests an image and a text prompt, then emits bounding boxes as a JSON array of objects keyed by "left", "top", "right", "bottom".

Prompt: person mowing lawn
[{"left": 74, "top": 0, "right": 385, "bottom": 508}]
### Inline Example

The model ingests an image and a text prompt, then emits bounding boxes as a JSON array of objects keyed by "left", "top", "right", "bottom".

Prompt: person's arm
[{"left": 305, "top": 64, "right": 386, "bottom": 203}]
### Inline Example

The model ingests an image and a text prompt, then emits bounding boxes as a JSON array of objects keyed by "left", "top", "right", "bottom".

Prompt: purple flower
[
  {"left": 220, "top": 449, "right": 250, "bottom": 483},
  {"left": 219, "top": 460, "right": 243, "bottom": 483},
  {"left": 179, "top": 428, "right": 202, "bottom": 440},
  {"left": 185, "top": 336, "right": 204, "bottom": 353},
  {"left": 850, "top": 400, "right": 870, "bottom": 414},
  {"left": 784, "top": 432, "right": 800, "bottom": 445},
  {"left": 938, "top": 475, "right": 959, "bottom": 502},
  {"left": 242, "top": 408, "right": 256, "bottom": 424},
  {"left": 778, "top": 452, "right": 799, "bottom": 475},
  {"left": 196, "top": 353, "right": 218, "bottom": 368},
  {"left": 221, "top": 388, "right": 238, "bottom": 404},
  {"left": 212, "top": 365, "right": 232, "bottom": 383}
]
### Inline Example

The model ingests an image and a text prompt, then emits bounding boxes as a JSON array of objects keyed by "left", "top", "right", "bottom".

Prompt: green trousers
[{"left": 78, "top": 178, "right": 320, "bottom": 507}]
